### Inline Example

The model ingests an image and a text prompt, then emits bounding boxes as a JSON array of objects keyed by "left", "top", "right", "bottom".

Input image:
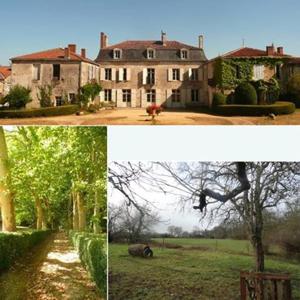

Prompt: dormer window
[
  {"left": 181, "top": 49, "right": 188, "bottom": 59},
  {"left": 113, "top": 49, "right": 122, "bottom": 59},
  {"left": 147, "top": 48, "right": 155, "bottom": 59}
]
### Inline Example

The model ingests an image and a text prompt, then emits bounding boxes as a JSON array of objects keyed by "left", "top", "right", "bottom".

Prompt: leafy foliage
[
  {"left": 0, "top": 230, "right": 50, "bottom": 271},
  {"left": 80, "top": 82, "right": 102, "bottom": 108},
  {"left": 3, "top": 85, "right": 32, "bottom": 109},
  {"left": 212, "top": 93, "right": 227, "bottom": 107},
  {"left": 37, "top": 85, "right": 53, "bottom": 107},
  {"left": 287, "top": 74, "right": 300, "bottom": 107},
  {"left": 213, "top": 57, "right": 285, "bottom": 90},
  {"left": 234, "top": 82, "right": 258, "bottom": 105},
  {"left": 69, "top": 231, "right": 107, "bottom": 296}
]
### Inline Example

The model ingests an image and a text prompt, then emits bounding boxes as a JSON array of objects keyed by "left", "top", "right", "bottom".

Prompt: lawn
[{"left": 109, "top": 239, "right": 300, "bottom": 300}]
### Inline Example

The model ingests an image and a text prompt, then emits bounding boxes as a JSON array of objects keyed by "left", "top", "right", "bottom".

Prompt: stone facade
[
  {"left": 11, "top": 45, "right": 99, "bottom": 108},
  {"left": 96, "top": 33, "right": 209, "bottom": 108},
  {"left": 0, "top": 67, "right": 11, "bottom": 97}
]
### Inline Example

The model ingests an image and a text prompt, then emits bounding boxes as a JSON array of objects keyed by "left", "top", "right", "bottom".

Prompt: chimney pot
[
  {"left": 161, "top": 31, "right": 167, "bottom": 46},
  {"left": 266, "top": 45, "right": 275, "bottom": 56},
  {"left": 68, "top": 44, "right": 77, "bottom": 54},
  {"left": 81, "top": 48, "right": 86, "bottom": 58},
  {"left": 100, "top": 32, "right": 108, "bottom": 49},
  {"left": 64, "top": 47, "right": 70, "bottom": 59},
  {"left": 277, "top": 47, "right": 284, "bottom": 55},
  {"left": 199, "top": 35, "right": 204, "bottom": 49}
]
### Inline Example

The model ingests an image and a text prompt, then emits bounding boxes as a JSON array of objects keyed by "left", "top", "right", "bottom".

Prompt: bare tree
[{"left": 109, "top": 161, "right": 300, "bottom": 272}]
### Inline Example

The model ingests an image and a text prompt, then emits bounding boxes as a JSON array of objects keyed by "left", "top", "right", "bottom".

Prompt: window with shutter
[
  {"left": 253, "top": 65, "right": 265, "bottom": 80},
  {"left": 33, "top": 64, "right": 41, "bottom": 81}
]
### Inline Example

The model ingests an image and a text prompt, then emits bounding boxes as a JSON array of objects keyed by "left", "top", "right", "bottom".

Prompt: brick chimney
[
  {"left": 199, "top": 35, "right": 204, "bottom": 49},
  {"left": 277, "top": 47, "right": 284, "bottom": 55},
  {"left": 81, "top": 48, "right": 86, "bottom": 58},
  {"left": 266, "top": 44, "right": 275, "bottom": 56},
  {"left": 68, "top": 44, "right": 77, "bottom": 54},
  {"left": 64, "top": 47, "right": 70, "bottom": 59},
  {"left": 100, "top": 32, "right": 108, "bottom": 49},
  {"left": 161, "top": 31, "right": 167, "bottom": 46}
]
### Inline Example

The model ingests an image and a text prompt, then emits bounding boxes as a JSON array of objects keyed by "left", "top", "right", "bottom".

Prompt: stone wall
[{"left": 98, "top": 61, "right": 208, "bottom": 108}]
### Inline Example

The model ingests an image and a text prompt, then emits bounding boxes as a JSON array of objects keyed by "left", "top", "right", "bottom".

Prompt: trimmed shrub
[
  {"left": 226, "top": 92, "right": 235, "bottom": 105},
  {"left": 4, "top": 85, "right": 32, "bottom": 109},
  {"left": 212, "top": 93, "right": 226, "bottom": 107},
  {"left": 214, "top": 101, "right": 296, "bottom": 116},
  {"left": 0, "top": 230, "right": 51, "bottom": 271},
  {"left": 287, "top": 74, "right": 300, "bottom": 107},
  {"left": 0, "top": 105, "right": 79, "bottom": 118},
  {"left": 234, "top": 82, "right": 258, "bottom": 105},
  {"left": 37, "top": 85, "right": 53, "bottom": 107},
  {"left": 69, "top": 231, "right": 107, "bottom": 297}
]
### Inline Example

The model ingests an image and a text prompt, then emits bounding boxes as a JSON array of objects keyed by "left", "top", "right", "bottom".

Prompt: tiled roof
[
  {"left": 221, "top": 47, "right": 289, "bottom": 58},
  {"left": 11, "top": 48, "right": 99, "bottom": 65},
  {"left": 0, "top": 66, "right": 11, "bottom": 80},
  {"left": 105, "top": 40, "right": 200, "bottom": 50},
  {"left": 97, "top": 40, "right": 207, "bottom": 62}
]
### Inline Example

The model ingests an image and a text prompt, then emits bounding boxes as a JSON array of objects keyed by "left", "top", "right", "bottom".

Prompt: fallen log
[{"left": 128, "top": 244, "right": 153, "bottom": 258}]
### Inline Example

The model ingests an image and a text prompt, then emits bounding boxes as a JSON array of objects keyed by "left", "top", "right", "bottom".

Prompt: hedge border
[
  {"left": 214, "top": 101, "right": 296, "bottom": 116},
  {"left": 0, "top": 230, "right": 51, "bottom": 271},
  {"left": 0, "top": 105, "right": 79, "bottom": 118},
  {"left": 69, "top": 231, "right": 107, "bottom": 297}
]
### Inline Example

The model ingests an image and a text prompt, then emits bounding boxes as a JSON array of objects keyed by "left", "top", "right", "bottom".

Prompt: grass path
[{"left": 0, "top": 232, "right": 102, "bottom": 300}]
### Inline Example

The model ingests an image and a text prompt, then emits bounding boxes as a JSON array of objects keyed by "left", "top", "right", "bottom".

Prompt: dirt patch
[
  {"left": 151, "top": 242, "right": 183, "bottom": 249},
  {"left": 0, "top": 232, "right": 102, "bottom": 300}
]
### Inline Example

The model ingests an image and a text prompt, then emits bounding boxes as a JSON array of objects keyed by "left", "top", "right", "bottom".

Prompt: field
[{"left": 109, "top": 238, "right": 300, "bottom": 300}]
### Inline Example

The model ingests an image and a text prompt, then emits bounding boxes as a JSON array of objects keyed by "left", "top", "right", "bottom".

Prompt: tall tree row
[{"left": 0, "top": 126, "right": 107, "bottom": 233}]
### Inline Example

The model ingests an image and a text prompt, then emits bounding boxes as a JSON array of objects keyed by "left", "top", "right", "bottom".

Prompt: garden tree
[
  {"left": 109, "top": 162, "right": 300, "bottom": 272},
  {"left": 109, "top": 201, "right": 160, "bottom": 243},
  {"left": 6, "top": 126, "right": 107, "bottom": 232},
  {"left": 167, "top": 225, "right": 183, "bottom": 237},
  {"left": 158, "top": 162, "right": 300, "bottom": 272},
  {"left": 0, "top": 127, "right": 16, "bottom": 232},
  {"left": 80, "top": 82, "right": 102, "bottom": 108}
]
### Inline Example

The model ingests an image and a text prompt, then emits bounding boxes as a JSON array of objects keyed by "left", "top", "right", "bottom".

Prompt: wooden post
[{"left": 240, "top": 273, "right": 247, "bottom": 300}]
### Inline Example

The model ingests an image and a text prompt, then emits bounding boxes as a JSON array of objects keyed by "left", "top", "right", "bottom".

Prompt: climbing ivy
[{"left": 213, "top": 57, "right": 286, "bottom": 90}]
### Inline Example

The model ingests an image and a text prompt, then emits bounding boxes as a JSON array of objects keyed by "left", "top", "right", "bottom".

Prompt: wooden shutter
[
  {"left": 111, "top": 89, "right": 116, "bottom": 102},
  {"left": 142, "top": 68, "right": 147, "bottom": 85},
  {"left": 100, "top": 68, "right": 105, "bottom": 81},
  {"left": 168, "top": 69, "right": 173, "bottom": 82},
  {"left": 99, "top": 90, "right": 105, "bottom": 101},
  {"left": 188, "top": 68, "right": 192, "bottom": 80},
  {"left": 131, "top": 89, "right": 136, "bottom": 107},
  {"left": 112, "top": 68, "right": 116, "bottom": 81},
  {"left": 118, "top": 68, "right": 124, "bottom": 81},
  {"left": 198, "top": 67, "right": 203, "bottom": 81},
  {"left": 180, "top": 69, "right": 184, "bottom": 81},
  {"left": 127, "top": 68, "right": 131, "bottom": 81}
]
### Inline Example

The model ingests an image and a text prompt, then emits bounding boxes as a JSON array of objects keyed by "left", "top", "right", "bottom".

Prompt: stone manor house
[{"left": 7, "top": 32, "right": 300, "bottom": 108}]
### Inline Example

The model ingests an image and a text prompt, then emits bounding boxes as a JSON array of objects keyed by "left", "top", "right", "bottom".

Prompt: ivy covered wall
[{"left": 212, "top": 57, "right": 286, "bottom": 90}]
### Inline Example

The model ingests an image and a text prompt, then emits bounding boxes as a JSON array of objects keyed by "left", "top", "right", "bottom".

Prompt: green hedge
[
  {"left": 0, "top": 105, "right": 79, "bottom": 118},
  {"left": 69, "top": 231, "right": 107, "bottom": 297},
  {"left": 0, "top": 230, "right": 51, "bottom": 271},
  {"left": 214, "top": 101, "right": 296, "bottom": 116}
]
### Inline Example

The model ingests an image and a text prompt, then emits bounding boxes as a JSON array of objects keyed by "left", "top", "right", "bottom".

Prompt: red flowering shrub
[{"left": 146, "top": 104, "right": 163, "bottom": 116}]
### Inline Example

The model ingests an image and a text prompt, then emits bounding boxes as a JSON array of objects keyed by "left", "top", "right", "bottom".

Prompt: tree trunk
[
  {"left": 77, "top": 192, "right": 86, "bottom": 231},
  {"left": 251, "top": 232, "right": 265, "bottom": 272},
  {"left": 0, "top": 127, "right": 16, "bottom": 232},
  {"left": 35, "top": 198, "right": 47, "bottom": 230},
  {"left": 93, "top": 189, "right": 101, "bottom": 234},
  {"left": 72, "top": 191, "right": 79, "bottom": 230}
]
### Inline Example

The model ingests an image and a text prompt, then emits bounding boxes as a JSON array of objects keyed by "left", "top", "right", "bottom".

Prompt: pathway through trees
[{"left": 0, "top": 232, "right": 102, "bottom": 300}]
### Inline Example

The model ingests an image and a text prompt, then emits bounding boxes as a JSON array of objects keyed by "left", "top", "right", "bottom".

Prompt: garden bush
[
  {"left": 37, "top": 85, "right": 53, "bottom": 107},
  {"left": 234, "top": 82, "right": 258, "bottom": 105},
  {"left": 0, "top": 105, "right": 79, "bottom": 118},
  {"left": 4, "top": 85, "right": 32, "bottom": 109},
  {"left": 214, "top": 101, "right": 295, "bottom": 116},
  {"left": 69, "top": 231, "right": 107, "bottom": 297},
  {"left": 287, "top": 74, "right": 300, "bottom": 107},
  {"left": 212, "top": 93, "right": 226, "bottom": 107},
  {"left": 0, "top": 230, "right": 51, "bottom": 271}
]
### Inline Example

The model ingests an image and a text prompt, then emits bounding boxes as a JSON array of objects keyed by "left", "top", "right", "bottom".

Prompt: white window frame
[
  {"left": 113, "top": 49, "right": 122, "bottom": 59},
  {"left": 146, "top": 89, "right": 156, "bottom": 103},
  {"left": 180, "top": 49, "right": 189, "bottom": 59},
  {"left": 253, "top": 65, "right": 265, "bottom": 80},
  {"left": 171, "top": 89, "right": 181, "bottom": 103},
  {"left": 104, "top": 89, "right": 112, "bottom": 102},
  {"left": 172, "top": 69, "right": 180, "bottom": 81},
  {"left": 147, "top": 48, "right": 155, "bottom": 59}
]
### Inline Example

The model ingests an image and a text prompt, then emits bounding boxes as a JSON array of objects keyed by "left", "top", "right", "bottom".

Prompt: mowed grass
[{"left": 109, "top": 239, "right": 300, "bottom": 300}]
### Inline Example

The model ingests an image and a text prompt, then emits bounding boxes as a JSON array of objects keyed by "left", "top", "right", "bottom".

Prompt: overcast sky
[
  {"left": 1, "top": 0, "right": 300, "bottom": 65},
  {"left": 109, "top": 162, "right": 219, "bottom": 233}
]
